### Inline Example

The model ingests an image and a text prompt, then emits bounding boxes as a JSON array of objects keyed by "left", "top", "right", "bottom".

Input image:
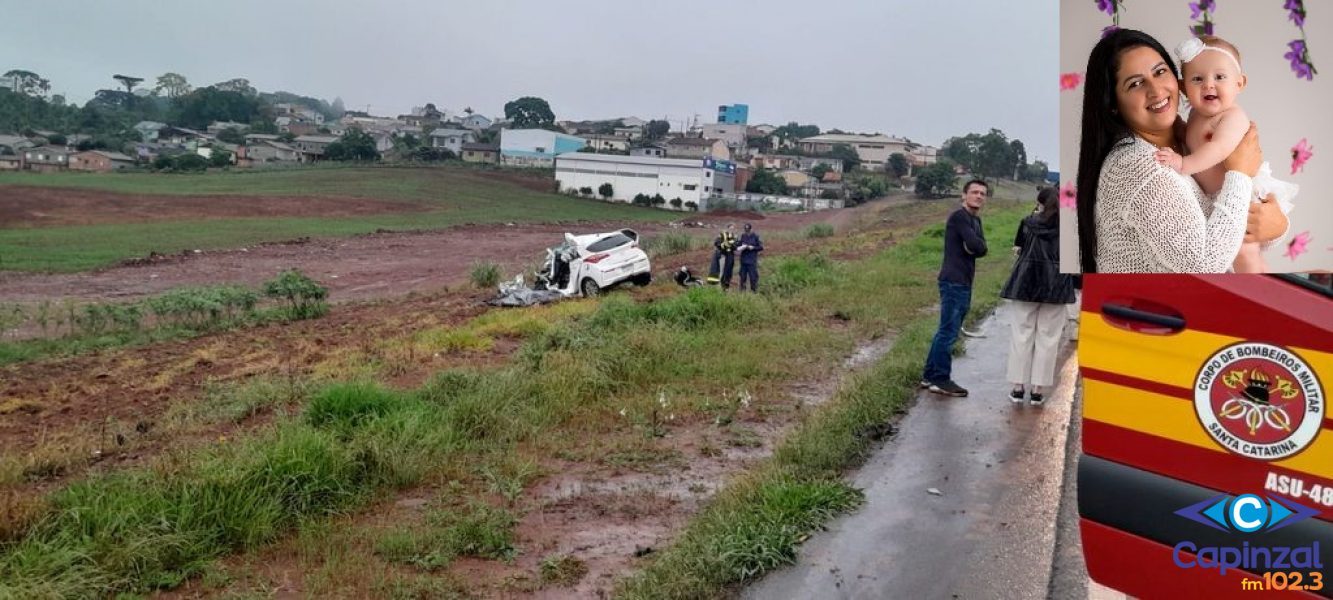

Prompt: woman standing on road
[{"left": 1002, "top": 187, "right": 1074, "bottom": 406}]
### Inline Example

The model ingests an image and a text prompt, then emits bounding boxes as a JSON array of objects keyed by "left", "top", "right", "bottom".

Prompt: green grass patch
[
  {"left": 641, "top": 231, "right": 697, "bottom": 258},
  {"left": 469, "top": 260, "right": 502, "bottom": 289},
  {"left": 0, "top": 166, "right": 675, "bottom": 273},
  {"left": 374, "top": 502, "right": 517, "bottom": 571}
]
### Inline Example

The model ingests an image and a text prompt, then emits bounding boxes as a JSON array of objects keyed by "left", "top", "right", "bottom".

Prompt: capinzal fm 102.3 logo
[
  {"left": 1172, "top": 493, "right": 1324, "bottom": 576},
  {"left": 1194, "top": 342, "right": 1325, "bottom": 461}
]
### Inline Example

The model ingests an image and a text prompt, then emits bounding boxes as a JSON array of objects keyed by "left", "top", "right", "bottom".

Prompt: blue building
[{"left": 717, "top": 104, "right": 749, "bottom": 125}]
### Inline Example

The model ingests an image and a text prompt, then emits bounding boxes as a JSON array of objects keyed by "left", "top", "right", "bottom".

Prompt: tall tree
[
  {"left": 828, "top": 144, "right": 861, "bottom": 172},
  {"left": 888, "top": 153, "right": 910, "bottom": 178},
  {"left": 154, "top": 72, "right": 191, "bottom": 98},
  {"left": 324, "top": 128, "right": 380, "bottom": 161},
  {"left": 746, "top": 168, "right": 788, "bottom": 195},
  {"left": 331, "top": 96, "right": 346, "bottom": 116},
  {"left": 645, "top": 119, "right": 670, "bottom": 140},
  {"left": 915, "top": 160, "right": 959, "bottom": 198},
  {"left": 773, "top": 122, "right": 820, "bottom": 140},
  {"left": 503, "top": 96, "right": 555, "bottom": 129},
  {"left": 213, "top": 78, "right": 257, "bottom": 96},
  {"left": 113, "top": 74, "right": 144, "bottom": 94},
  {"left": 3, "top": 69, "right": 50, "bottom": 97}
]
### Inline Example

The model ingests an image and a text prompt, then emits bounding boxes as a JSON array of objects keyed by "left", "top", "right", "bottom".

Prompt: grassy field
[
  {"left": 0, "top": 198, "right": 1033, "bottom": 598},
  {"left": 0, "top": 166, "right": 676, "bottom": 272}
]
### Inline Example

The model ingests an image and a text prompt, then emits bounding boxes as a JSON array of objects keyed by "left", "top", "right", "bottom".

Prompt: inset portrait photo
[{"left": 1060, "top": 1, "right": 1331, "bottom": 273}]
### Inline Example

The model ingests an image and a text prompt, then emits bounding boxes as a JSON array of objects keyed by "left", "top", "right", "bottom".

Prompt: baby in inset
[{"left": 1154, "top": 35, "right": 1297, "bottom": 273}]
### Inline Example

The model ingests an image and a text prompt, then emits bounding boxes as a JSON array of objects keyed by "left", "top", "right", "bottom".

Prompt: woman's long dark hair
[
  {"left": 1035, "top": 186, "right": 1059, "bottom": 225},
  {"left": 1076, "top": 29, "right": 1177, "bottom": 273}
]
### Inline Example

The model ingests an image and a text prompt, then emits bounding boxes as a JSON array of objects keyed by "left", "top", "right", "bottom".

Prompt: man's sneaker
[
  {"left": 928, "top": 380, "right": 969, "bottom": 397},
  {"left": 1029, "top": 391, "right": 1046, "bottom": 407},
  {"left": 1009, "top": 388, "right": 1025, "bottom": 404},
  {"left": 919, "top": 379, "right": 933, "bottom": 389}
]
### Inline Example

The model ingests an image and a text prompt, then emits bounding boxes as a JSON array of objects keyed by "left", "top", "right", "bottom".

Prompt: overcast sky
[{"left": 2, "top": 0, "right": 1058, "bottom": 168}]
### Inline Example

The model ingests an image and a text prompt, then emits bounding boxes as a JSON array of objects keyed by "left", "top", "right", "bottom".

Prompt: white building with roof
[
  {"left": 500, "top": 129, "right": 586, "bottom": 167},
  {"left": 554, "top": 153, "right": 736, "bottom": 207},
  {"left": 798, "top": 133, "right": 916, "bottom": 171}
]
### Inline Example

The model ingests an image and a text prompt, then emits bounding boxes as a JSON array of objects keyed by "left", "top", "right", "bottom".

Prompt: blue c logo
[{"left": 1229, "top": 494, "right": 1266, "bottom": 532}]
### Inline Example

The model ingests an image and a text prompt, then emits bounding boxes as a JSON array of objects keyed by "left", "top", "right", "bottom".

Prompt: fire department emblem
[{"left": 1194, "top": 342, "right": 1325, "bottom": 461}]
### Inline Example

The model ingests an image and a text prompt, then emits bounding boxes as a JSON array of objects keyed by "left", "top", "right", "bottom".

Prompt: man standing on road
[
  {"left": 921, "top": 179, "right": 989, "bottom": 397},
  {"left": 708, "top": 222, "right": 739, "bottom": 289},
  {"left": 737, "top": 223, "right": 763, "bottom": 292}
]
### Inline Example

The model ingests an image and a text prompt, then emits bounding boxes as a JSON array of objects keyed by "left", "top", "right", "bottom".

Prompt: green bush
[
  {"left": 802, "top": 223, "right": 835, "bottom": 239},
  {"left": 470, "top": 261, "right": 502, "bottom": 289},
  {"left": 763, "top": 254, "right": 836, "bottom": 297},
  {"left": 261, "top": 270, "right": 328, "bottom": 319}
]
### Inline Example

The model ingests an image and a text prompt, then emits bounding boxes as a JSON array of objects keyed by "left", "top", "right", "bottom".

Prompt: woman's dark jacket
[{"left": 1000, "top": 214, "right": 1075, "bottom": 304}]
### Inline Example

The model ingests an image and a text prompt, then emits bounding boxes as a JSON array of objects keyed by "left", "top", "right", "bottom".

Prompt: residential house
[
  {"left": 0, "top": 134, "right": 34, "bottom": 154},
  {"left": 458, "top": 114, "right": 492, "bottom": 131},
  {"left": 69, "top": 150, "right": 135, "bottom": 172},
  {"left": 21, "top": 145, "right": 72, "bottom": 172},
  {"left": 751, "top": 154, "right": 800, "bottom": 171},
  {"left": 798, "top": 156, "right": 843, "bottom": 173},
  {"left": 134, "top": 121, "right": 168, "bottom": 142},
  {"left": 207, "top": 121, "right": 251, "bottom": 135},
  {"left": 244, "top": 133, "right": 282, "bottom": 143},
  {"left": 630, "top": 144, "right": 667, "bottom": 158},
  {"left": 274, "top": 103, "right": 325, "bottom": 125},
  {"left": 619, "top": 116, "right": 647, "bottom": 128},
  {"left": 750, "top": 124, "right": 777, "bottom": 136},
  {"left": 613, "top": 126, "right": 642, "bottom": 140},
  {"left": 292, "top": 135, "right": 340, "bottom": 160},
  {"left": 585, "top": 134, "right": 631, "bottom": 153},
  {"left": 236, "top": 140, "right": 302, "bottom": 166},
  {"left": 427, "top": 128, "right": 476, "bottom": 154},
  {"left": 798, "top": 133, "right": 914, "bottom": 171},
  {"left": 499, "top": 129, "right": 586, "bottom": 167},
  {"left": 460, "top": 143, "right": 499, "bottom": 164},
  {"left": 779, "top": 170, "right": 812, "bottom": 191},
  {"left": 157, "top": 126, "right": 211, "bottom": 146},
  {"left": 0, "top": 155, "right": 20, "bottom": 170},
  {"left": 0, "top": 75, "right": 17, "bottom": 92},
  {"left": 664, "top": 137, "right": 729, "bottom": 160},
  {"left": 699, "top": 123, "right": 747, "bottom": 150}
]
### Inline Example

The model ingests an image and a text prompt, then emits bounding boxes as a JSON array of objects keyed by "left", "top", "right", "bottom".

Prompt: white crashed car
[{"left": 535, "top": 229, "right": 652, "bottom": 297}]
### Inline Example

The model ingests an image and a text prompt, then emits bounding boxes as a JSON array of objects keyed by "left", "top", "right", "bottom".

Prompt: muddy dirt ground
[{"left": 0, "top": 185, "right": 429, "bottom": 228}]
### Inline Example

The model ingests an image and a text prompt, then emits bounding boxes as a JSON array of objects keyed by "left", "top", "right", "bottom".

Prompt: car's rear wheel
[
  {"left": 580, "top": 278, "right": 600, "bottom": 297},
  {"left": 630, "top": 272, "right": 652, "bottom": 287}
]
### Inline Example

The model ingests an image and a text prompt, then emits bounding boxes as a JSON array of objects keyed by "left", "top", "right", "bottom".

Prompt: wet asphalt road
[{"left": 744, "top": 306, "right": 1082, "bottom": 600}]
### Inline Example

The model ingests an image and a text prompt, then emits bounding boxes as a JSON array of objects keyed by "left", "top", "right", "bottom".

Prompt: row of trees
[
  {"left": 1, "top": 68, "right": 344, "bottom": 156},
  {"left": 940, "top": 128, "right": 1048, "bottom": 183}
]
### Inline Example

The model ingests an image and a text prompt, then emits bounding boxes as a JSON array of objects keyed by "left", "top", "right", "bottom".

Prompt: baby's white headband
[{"left": 1175, "top": 37, "right": 1242, "bottom": 72}]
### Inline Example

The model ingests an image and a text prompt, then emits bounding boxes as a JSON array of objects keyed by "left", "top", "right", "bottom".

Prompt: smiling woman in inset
[{"left": 1075, "top": 29, "right": 1288, "bottom": 273}]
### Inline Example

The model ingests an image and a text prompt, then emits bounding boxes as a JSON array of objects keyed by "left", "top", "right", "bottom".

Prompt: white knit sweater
[{"left": 1094, "top": 136, "right": 1251, "bottom": 273}]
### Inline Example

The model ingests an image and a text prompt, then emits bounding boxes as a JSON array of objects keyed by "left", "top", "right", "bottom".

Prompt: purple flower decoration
[
  {"left": 1096, "top": 0, "right": 1115, "bottom": 17},
  {"left": 1285, "top": 0, "right": 1306, "bottom": 27},
  {"left": 1286, "top": 39, "right": 1316, "bottom": 80},
  {"left": 1101, "top": 25, "right": 1121, "bottom": 39}
]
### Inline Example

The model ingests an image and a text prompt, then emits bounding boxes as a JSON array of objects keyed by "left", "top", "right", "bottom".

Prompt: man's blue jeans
[{"left": 923, "top": 280, "right": 972, "bottom": 384}]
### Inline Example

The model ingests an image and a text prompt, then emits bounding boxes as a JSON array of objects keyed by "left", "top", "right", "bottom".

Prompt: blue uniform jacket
[{"left": 739, "top": 232, "right": 763, "bottom": 265}]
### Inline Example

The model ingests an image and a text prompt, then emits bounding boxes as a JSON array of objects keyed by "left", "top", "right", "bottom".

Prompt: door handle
[{"left": 1101, "top": 302, "right": 1186, "bottom": 332}]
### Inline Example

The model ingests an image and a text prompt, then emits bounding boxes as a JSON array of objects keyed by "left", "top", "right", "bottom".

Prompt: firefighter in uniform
[{"left": 708, "top": 223, "right": 739, "bottom": 289}]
